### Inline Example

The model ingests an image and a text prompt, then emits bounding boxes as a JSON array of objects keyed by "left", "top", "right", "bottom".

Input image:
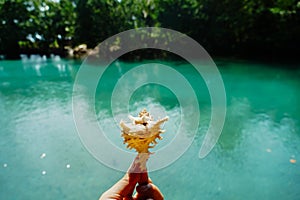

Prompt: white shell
[
  {"left": 120, "top": 110, "right": 168, "bottom": 138},
  {"left": 120, "top": 116, "right": 168, "bottom": 138}
]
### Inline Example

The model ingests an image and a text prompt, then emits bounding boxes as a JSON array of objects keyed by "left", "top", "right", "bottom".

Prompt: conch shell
[{"left": 120, "top": 109, "right": 169, "bottom": 153}]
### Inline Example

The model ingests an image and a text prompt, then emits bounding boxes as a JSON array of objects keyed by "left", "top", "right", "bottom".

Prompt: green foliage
[
  {"left": 0, "top": 0, "right": 31, "bottom": 58},
  {"left": 74, "top": 0, "right": 121, "bottom": 47},
  {"left": 0, "top": 0, "right": 299, "bottom": 59},
  {"left": 74, "top": 0, "right": 161, "bottom": 47},
  {"left": 26, "top": 0, "right": 76, "bottom": 52},
  {"left": 0, "top": 0, "right": 76, "bottom": 58}
]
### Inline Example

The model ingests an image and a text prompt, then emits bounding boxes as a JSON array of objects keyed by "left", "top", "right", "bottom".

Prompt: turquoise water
[{"left": 0, "top": 56, "right": 300, "bottom": 199}]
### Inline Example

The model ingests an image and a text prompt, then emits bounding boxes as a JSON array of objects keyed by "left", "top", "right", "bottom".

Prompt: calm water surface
[{"left": 0, "top": 56, "right": 300, "bottom": 199}]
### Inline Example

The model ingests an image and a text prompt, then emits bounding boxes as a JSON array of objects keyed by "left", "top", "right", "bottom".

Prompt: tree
[
  {"left": 1, "top": 0, "right": 299, "bottom": 59},
  {"left": 74, "top": 0, "right": 122, "bottom": 48},
  {"left": 24, "top": 0, "right": 76, "bottom": 55},
  {"left": 0, "top": 0, "right": 31, "bottom": 59}
]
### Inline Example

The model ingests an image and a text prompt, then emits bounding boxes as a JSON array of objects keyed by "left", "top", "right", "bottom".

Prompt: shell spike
[{"left": 120, "top": 109, "right": 168, "bottom": 153}]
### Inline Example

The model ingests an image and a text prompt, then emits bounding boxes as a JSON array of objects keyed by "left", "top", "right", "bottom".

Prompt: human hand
[{"left": 99, "top": 155, "right": 164, "bottom": 200}]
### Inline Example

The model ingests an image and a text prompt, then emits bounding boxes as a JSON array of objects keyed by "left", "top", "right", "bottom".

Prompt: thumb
[{"left": 135, "top": 183, "right": 164, "bottom": 200}]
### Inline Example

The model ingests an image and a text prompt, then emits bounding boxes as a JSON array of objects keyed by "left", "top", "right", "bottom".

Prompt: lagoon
[{"left": 0, "top": 56, "right": 299, "bottom": 199}]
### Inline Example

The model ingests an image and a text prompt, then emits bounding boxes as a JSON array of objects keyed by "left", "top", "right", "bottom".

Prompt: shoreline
[{"left": 0, "top": 48, "right": 299, "bottom": 68}]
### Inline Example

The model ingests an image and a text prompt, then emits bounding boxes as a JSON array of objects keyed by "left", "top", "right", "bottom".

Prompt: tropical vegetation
[{"left": 0, "top": 0, "right": 299, "bottom": 59}]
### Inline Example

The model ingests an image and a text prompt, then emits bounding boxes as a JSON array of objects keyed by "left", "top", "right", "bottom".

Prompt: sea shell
[{"left": 120, "top": 109, "right": 169, "bottom": 153}]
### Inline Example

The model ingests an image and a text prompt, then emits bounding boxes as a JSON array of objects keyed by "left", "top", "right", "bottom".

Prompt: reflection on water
[{"left": 0, "top": 58, "right": 300, "bottom": 199}]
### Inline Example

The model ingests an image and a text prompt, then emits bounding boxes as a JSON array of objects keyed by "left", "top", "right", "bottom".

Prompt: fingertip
[
  {"left": 127, "top": 172, "right": 141, "bottom": 185},
  {"left": 139, "top": 172, "right": 149, "bottom": 185},
  {"left": 136, "top": 183, "right": 152, "bottom": 194},
  {"left": 135, "top": 183, "right": 164, "bottom": 200}
]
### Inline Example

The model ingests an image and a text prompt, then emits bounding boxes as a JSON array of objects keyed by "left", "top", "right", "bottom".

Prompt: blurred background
[
  {"left": 0, "top": 0, "right": 300, "bottom": 60},
  {"left": 0, "top": 1, "right": 300, "bottom": 200}
]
